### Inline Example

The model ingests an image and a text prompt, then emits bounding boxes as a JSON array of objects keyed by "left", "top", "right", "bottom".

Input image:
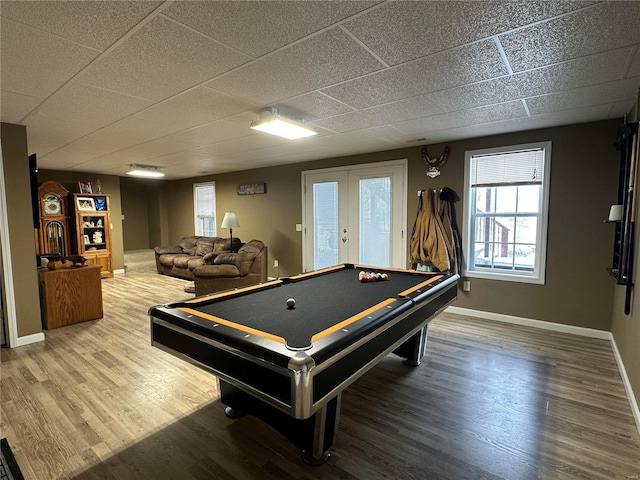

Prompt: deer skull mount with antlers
[{"left": 421, "top": 146, "right": 450, "bottom": 178}]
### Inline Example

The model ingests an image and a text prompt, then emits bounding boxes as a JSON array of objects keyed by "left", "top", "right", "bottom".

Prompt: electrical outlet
[
  {"left": 273, "top": 259, "right": 279, "bottom": 268},
  {"left": 463, "top": 280, "right": 471, "bottom": 292}
]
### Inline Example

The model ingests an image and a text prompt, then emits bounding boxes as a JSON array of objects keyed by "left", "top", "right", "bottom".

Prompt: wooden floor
[{"left": 2, "top": 267, "right": 640, "bottom": 479}]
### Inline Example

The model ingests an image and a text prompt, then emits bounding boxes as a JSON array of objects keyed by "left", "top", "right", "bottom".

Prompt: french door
[{"left": 302, "top": 160, "right": 407, "bottom": 272}]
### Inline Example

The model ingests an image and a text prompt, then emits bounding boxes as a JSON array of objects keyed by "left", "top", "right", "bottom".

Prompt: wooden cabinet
[
  {"left": 39, "top": 265, "right": 103, "bottom": 329},
  {"left": 71, "top": 193, "right": 113, "bottom": 278}
]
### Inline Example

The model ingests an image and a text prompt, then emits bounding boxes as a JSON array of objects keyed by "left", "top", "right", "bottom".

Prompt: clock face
[{"left": 43, "top": 195, "right": 61, "bottom": 215}]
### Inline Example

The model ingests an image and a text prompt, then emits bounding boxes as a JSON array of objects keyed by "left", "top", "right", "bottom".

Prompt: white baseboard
[
  {"left": 444, "top": 306, "right": 640, "bottom": 436},
  {"left": 16, "top": 332, "right": 45, "bottom": 347},
  {"left": 445, "top": 306, "right": 611, "bottom": 339},
  {"left": 610, "top": 336, "right": 640, "bottom": 436}
]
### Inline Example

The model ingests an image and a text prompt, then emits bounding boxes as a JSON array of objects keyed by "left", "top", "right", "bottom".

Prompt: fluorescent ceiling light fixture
[
  {"left": 250, "top": 108, "right": 317, "bottom": 140},
  {"left": 126, "top": 164, "right": 165, "bottom": 178}
]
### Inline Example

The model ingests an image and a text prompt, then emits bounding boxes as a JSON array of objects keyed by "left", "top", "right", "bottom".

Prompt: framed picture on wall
[
  {"left": 78, "top": 180, "right": 93, "bottom": 194},
  {"left": 76, "top": 197, "right": 95, "bottom": 211},
  {"left": 94, "top": 196, "right": 106, "bottom": 211}
]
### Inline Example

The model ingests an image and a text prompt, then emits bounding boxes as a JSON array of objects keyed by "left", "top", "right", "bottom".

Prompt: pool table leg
[
  {"left": 224, "top": 406, "right": 245, "bottom": 418},
  {"left": 397, "top": 326, "right": 428, "bottom": 366},
  {"left": 219, "top": 379, "right": 340, "bottom": 465}
]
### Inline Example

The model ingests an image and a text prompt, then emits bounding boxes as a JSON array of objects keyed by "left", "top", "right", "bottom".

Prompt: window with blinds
[
  {"left": 463, "top": 142, "right": 551, "bottom": 284},
  {"left": 194, "top": 182, "right": 216, "bottom": 236}
]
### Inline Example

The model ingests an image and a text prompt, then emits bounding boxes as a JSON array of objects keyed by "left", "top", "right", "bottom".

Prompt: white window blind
[
  {"left": 194, "top": 182, "right": 216, "bottom": 236},
  {"left": 470, "top": 148, "right": 545, "bottom": 187}
]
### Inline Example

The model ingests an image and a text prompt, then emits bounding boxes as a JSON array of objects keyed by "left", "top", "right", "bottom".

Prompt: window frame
[
  {"left": 462, "top": 141, "right": 552, "bottom": 285},
  {"left": 193, "top": 182, "right": 217, "bottom": 237}
]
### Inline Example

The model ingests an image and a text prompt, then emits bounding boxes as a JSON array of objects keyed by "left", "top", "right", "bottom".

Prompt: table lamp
[{"left": 221, "top": 212, "right": 240, "bottom": 252}]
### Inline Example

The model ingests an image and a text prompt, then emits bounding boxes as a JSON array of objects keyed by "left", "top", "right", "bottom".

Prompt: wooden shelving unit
[{"left": 71, "top": 193, "right": 113, "bottom": 278}]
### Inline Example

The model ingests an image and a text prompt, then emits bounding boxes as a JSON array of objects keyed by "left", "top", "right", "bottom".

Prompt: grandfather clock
[{"left": 36, "top": 181, "right": 71, "bottom": 257}]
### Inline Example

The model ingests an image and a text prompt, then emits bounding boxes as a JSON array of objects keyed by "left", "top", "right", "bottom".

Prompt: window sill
[{"left": 464, "top": 270, "right": 545, "bottom": 285}]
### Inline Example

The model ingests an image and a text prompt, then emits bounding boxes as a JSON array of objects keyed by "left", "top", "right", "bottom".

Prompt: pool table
[{"left": 150, "top": 263, "right": 458, "bottom": 464}]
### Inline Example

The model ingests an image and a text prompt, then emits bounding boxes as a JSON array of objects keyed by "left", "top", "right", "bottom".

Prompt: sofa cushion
[
  {"left": 179, "top": 237, "right": 199, "bottom": 255},
  {"left": 188, "top": 257, "right": 205, "bottom": 271},
  {"left": 195, "top": 239, "right": 214, "bottom": 256},
  {"left": 174, "top": 255, "right": 200, "bottom": 268},
  {"left": 213, "top": 238, "right": 230, "bottom": 253},
  {"left": 214, "top": 253, "right": 237, "bottom": 265},
  {"left": 194, "top": 264, "right": 240, "bottom": 278},
  {"left": 159, "top": 253, "right": 184, "bottom": 267},
  {"left": 155, "top": 245, "right": 181, "bottom": 255}
]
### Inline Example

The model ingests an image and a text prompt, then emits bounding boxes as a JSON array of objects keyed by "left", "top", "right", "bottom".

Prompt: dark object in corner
[{"left": 1, "top": 438, "right": 25, "bottom": 480}]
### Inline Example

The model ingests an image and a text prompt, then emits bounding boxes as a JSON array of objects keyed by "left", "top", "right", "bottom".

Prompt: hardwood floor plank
[{"left": 1, "top": 267, "right": 639, "bottom": 479}]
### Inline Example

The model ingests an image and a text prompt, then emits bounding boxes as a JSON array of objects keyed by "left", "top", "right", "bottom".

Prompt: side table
[{"left": 38, "top": 264, "right": 103, "bottom": 329}]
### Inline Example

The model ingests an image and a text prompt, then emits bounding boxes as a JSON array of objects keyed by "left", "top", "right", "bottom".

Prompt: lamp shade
[{"left": 221, "top": 212, "right": 240, "bottom": 229}]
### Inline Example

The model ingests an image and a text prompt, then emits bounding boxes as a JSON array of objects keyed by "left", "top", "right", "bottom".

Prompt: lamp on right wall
[{"left": 221, "top": 212, "right": 240, "bottom": 252}]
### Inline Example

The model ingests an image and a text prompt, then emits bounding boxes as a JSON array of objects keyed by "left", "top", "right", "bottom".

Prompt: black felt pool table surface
[{"left": 178, "top": 266, "right": 444, "bottom": 349}]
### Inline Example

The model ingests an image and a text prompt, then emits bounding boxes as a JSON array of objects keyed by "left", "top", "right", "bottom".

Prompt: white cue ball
[{"left": 286, "top": 298, "right": 296, "bottom": 309}]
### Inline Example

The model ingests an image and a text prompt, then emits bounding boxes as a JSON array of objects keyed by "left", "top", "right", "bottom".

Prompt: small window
[
  {"left": 194, "top": 182, "right": 216, "bottom": 236},
  {"left": 463, "top": 142, "right": 551, "bottom": 284}
]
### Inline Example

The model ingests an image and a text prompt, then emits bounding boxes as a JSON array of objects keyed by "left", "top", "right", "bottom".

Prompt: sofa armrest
[
  {"left": 202, "top": 251, "right": 223, "bottom": 264},
  {"left": 193, "top": 264, "right": 241, "bottom": 278},
  {"left": 154, "top": 246, "right": 181, "bottom": 255}
]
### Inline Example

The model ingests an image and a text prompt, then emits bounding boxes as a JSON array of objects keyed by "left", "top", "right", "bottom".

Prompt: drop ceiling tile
[
  {"left": 204, "top": 28, "right": 384, "bottom": 105},
  {"left": 87, "top": 150, "right": 162, "bottom": 167},
  {"left": 343, "top": 1, "right": 594, "bottom": 65},
  {"left": 0, "top": 16, "right": 100, "bottom": 98},
  {"left": 464, "top": 104, "right": 613, "bottom": 138},
  {"left": 610, "top": 100, "right": 636, "bottom": 118},
  {"left": 392, "top": 101, "right": 527, "bottom": 137},
  {"left": 163, "top": 1, "right": 378, "bottom": 58},
  {"left": 312, "top": 94, "right": 443, "bottom": 133},
  {"left": 58, "top": 117, "right": 182, "bottom": 159},
  {"left": 76, "top": 15, "right": 251, "bottom": 101},
  {"left": 117, "top": 138, "right": 195, "bottom": 160},
  {"left": 0, "top": 1, "right": 162, "bottom": 50},
  {"left": 160, "top": 160, "right": 228, "bottom": 177},
  {"left": 321, "top": 40, "right": 506, "bottom": 110},
  {"left": 70, "top": 157, "right": 133, "bottom": 172},
  {"left": 628, "top": 49, "right": 640, "bottom": 78},
  {"left": 38, "top": 145, "right": 103, "bottom": 170},
  {"left": 0, "top": 90, "right": 41, "bottom": 123},
  {"left": 526, "top": 78, "right": 640, "bottom": 115},
  {"left": 195, "top": 134, "right": 286, "bottom": 157},
  {"left": 134, "top": 86, "right": 256, "bottom": 129},
  {"left": 273, "top": 92, "right": 355, "bottom": 121},
  {"left": 23, "top": 116, "right": 98, "bottom": 156},
  {"left": 432, "top": 48, "right": 632, "bottom": 112},
  {"left": 499, "top": 2, "right": 640, "bottom": 72},
  {"left": 30, "top": 82, "right": 153, "bottom": 126},
  {"left": 163, "top": 116, "right": 254, "bottom": 146},
  {"left": 150, "top": 151, "right": 214, "bottom": 167}
]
